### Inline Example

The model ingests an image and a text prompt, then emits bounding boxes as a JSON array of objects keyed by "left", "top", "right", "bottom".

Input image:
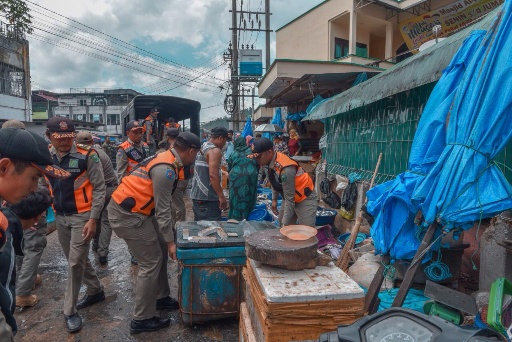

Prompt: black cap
[
  {"left": 211, "top": 126, "right": 228, "bottom": 137},
  {"left": 150, "top": 106, "right": 160, "bottom": 113},
  {"left": 175, "top": 132, "right": 201, "bottom": 149},
  {"left": 228, "top": 130, "right": 234, "bottom": 134},
  {"left": 248, "top": 137, "right": 273, "bottom": 158},
  {"left": 166, "top": 128, "right": 180, "bottom": 139},
  {"left": 0, "top": 128, "right": 70, "bottom": 179},
  {"left": 126, "top": 120, "right": 143, "bottom": 132},
  {"left": 46, "top": 117, "right": 76, "bottom": 138}
]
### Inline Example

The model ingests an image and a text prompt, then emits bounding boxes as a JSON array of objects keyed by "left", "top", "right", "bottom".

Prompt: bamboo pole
[{"left": 336, "top": 153, "right": 383, "bottom": 272}]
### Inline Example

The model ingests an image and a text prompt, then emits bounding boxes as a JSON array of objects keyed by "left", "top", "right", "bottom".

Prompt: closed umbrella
[
  {"left": 413, "top": 2, "right": 512, "bottom": 230},
  {"left": 241, "top": 116, "right": 253, "bottom": 138}
]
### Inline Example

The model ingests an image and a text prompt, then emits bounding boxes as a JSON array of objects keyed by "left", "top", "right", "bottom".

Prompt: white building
[
  {"left": 0, "top": 21, "right": 32, "bottom": 123},
  {"left": 52, "top": 88, "right": 141, "bottom": 135}
]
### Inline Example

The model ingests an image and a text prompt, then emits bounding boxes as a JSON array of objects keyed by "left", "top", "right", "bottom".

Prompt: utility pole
[
  {"left": 265, "top": 0, "right": 271, "bottom": 70},
  {"left": 232, "top": 0, "right": 240, "bottom": 131},
  {"left": 227, "top": 1, "right": 271, "bottom": 131}
]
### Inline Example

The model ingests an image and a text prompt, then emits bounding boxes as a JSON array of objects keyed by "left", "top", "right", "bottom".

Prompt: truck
[{"left": 120, "top": 95, "right": 201, "bottom": 139}]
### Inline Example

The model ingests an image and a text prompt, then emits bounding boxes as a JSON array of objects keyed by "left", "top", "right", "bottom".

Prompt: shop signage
[{"left": 399, "top": 0, "right": 503, "bottom": 51}]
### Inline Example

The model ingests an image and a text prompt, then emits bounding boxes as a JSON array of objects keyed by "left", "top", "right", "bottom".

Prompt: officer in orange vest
[
  {"left": 249, "top": 138, "right": 318, "bottom": 227},
  {"left": 116, "top": 120, "right": 150, "bottom": 182},
  {"left": 164, "top": 117, "right": 181, "bottom": 131},
  {"left": 45, "top": 117, "right": 106, "bottom": 333},
  {"left": 108, "top": 132, "right": 201, "bottom": 335},
  {"left": 143, "top": 107, "right": 160, "bottom": 154}
]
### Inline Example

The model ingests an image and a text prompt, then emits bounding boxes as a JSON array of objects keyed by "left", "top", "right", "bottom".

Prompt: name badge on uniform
[
  {"left": 69, "top": 159, "right": 78, "bottom": 168},
  {"left": 132, "top": 150, "right": 142, "bottom": 160}
]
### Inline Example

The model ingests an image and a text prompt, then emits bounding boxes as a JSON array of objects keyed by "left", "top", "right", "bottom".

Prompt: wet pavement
[{"left": 14, "top": 198, "right": 239, "bottom": 342}]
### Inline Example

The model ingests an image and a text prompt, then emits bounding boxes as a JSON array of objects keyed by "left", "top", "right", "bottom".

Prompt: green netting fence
[{"left": 324, "top": 82, "right": 512, "bottom": 185}]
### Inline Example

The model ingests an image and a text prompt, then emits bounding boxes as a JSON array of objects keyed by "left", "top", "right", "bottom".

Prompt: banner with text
[{"left": 399, "top": 0, "right": 503, "bottom": 51}]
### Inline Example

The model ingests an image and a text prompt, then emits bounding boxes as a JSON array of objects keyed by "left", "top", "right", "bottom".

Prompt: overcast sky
[{"left": 27, "top": 0, "right": 324, "bottom": 121}]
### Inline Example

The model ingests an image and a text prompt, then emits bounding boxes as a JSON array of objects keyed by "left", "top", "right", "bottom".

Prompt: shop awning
[
  {"left": 258, "top": 59, "right": 382, "bottom": 108},
  {"left": 303, "top": 8, "right": 499, "bottom": 121}
]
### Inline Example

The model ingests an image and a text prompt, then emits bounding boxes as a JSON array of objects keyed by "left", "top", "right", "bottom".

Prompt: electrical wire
[
  {"left": 26, "top": 0, "right": 226, "bottom": 83},
  {"left": 28, "top": 15, "right": 223, "bottom": 89}
]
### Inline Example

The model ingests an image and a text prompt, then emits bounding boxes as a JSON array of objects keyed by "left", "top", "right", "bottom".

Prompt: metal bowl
[{"left": 280, "top": 225, "right": 317, "bottom": 241}]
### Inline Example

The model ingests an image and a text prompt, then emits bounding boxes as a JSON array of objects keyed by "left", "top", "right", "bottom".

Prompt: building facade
[
  {"left": 0, "top": 20, "right": 31, "bottom": 123},
  {"left": 50, "top": 88, "right": 141, "bottom": 135}
]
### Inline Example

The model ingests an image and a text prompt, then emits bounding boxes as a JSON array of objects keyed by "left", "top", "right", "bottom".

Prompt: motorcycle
[{"left": 319, "top": 308, "right": 505, "bottom": 342}]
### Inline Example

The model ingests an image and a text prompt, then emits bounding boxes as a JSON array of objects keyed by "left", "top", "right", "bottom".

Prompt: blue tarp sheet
[{"left": 367, "top": 1, "right": 512, "bottom": 262}]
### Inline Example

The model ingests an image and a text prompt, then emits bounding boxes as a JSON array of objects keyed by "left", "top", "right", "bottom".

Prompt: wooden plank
[
  {"left": 392, "top": 222, "right": 438, "bottom": 307},
  {"left": 424, "top": 280, "right": 478, "bottom": 315},
  {"left": 364, "top": 254, "right": 390, "bottom": 314},
  {"left": 239, "top": 302, "right": 258, "bottom": 342}
]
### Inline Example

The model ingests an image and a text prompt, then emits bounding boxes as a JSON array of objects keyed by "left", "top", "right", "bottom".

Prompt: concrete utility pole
[
  {"left": 231, "top": 0, "right": 240, "bottom": 131},
  {"left": 265, "top": 0, "right": 271, "bottom": 71}
]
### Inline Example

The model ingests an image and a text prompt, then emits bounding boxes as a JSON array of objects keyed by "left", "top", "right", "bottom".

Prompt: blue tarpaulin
[
  {"left": 368, "top": 9, "right": 512, "bottom": 259},
  {"left": 241, "top": 116, "right": 253, "bottom": 138}
]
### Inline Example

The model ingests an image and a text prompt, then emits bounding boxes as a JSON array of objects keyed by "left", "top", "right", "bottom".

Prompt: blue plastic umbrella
[
  {"left": 367, "top": 30, "right": 486, "bottom": 261},
  {"left": 413, "top": 2, "right": 512, "bottom": 230},
  {"left": 241, "top": 116, "right": 253, "bottom": 138}
]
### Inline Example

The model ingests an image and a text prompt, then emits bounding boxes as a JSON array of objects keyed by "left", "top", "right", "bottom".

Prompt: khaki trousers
[
  {"left": 0, "top": 311, "right": 13, "bottom": 342},
  {"left": 56, "top": 212, "right": 103, "bottom": 316},
  {"left": 108, "top": 201, "right": 170, "bottom": 320},
  {"left": 16, "top": 222, "right": 47, "bottom": 297},
  {"left": 278, "top": 195, "right": 318, "bottom": 228},
  {"left": 97, "top": 186, "right": 116, "bottom": 257},
  {"left": 171, "top": 180, "right": 188, "bottom": 223}
]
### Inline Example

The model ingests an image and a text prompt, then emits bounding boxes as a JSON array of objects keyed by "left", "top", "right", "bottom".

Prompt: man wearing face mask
[{"left": 190, "top": 127, "right": 228, "bottom": 221}]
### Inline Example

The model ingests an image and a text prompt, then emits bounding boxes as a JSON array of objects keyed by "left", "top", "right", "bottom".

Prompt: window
[
  {"left": 334, "top": 39, "right": 368, "bottom": 59},
  {"left": 90, "top": 114, "right": 102, "bottom": 123},
  {"left": 356, "top": 42, "right": 368, "bottom": 58},
  {"left": 334, "top": 38, "right": 349, "bottom": 59},
  {"left": 79, "top": 99, "right": 87, "bottom": 106},
  {"left": 107, "top": 114, "right": 120, "bottom": 125}
]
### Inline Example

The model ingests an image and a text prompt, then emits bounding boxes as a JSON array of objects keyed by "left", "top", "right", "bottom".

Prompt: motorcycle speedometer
[{"left": 365, "top": 316, "right": 434, "bottom": 342}]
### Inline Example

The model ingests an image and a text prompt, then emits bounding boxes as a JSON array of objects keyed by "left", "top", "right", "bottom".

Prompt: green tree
[{"left": 0, "top": 0, "right": 32, "bottom": 35}]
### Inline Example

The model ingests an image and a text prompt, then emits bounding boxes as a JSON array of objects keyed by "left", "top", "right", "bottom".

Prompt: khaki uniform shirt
[
  {"left": 116, "top": 138, "right": 146, "bottom": 183},
  {"left": 50, "top": 144, "right": 106, "bottom": 220}
]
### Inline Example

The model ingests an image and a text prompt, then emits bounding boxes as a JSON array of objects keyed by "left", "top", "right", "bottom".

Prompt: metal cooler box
[{"left": 176, "top": 221, "right": 275, "bottom": 324}]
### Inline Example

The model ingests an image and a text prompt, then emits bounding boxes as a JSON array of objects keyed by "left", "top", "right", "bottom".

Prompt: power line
[
  {"left": 26, "top": 0, "right": 226, "bottom": 83},
  {"left": 28, "top": 14, "right": 223, "bottom": 89},
  {"left": 28, "top": 32, "right": 224, "bottom": 96}
]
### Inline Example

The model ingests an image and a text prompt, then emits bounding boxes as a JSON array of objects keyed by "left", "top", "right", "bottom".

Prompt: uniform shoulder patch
[
  {"left": 166, "top": 167, "right": 176, "bottom": 180},
  {"left": 281, "top": 174, "right": 287, "bottom": 182},
  {"left": 90, "top": 153, "right": 100, "bottom": 163}
]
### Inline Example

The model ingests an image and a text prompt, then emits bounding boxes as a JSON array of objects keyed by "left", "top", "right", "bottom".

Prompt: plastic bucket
[{"left": 248, "top": 209, "right": 272, "bottom": 222}]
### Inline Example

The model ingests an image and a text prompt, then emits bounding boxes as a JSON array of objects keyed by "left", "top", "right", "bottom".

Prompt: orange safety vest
[
  {"left": 112, "top": 150, "right": 181, "bottom": 216},
  {"left": 269, "top": 152, "right": 314, "bottom": 203},
  {"left": 48, "top": 145, "right": 95, "bottom": 215},
  {"left": 117, "top": 140, "right": 150, "bottom": 174},
  {"left": 165, "top": 122, "right": 181, "bottom": 129},
  {"left": 0, "top": 211, "right": 7, "bottom": 249}
]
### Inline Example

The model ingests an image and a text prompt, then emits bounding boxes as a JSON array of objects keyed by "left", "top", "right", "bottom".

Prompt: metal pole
[
  {"left": 265, "top": 0, "right": 271, "bottom": 71},
  {"left": 232, "top": 0, "right": 240, "bottom": 131}
]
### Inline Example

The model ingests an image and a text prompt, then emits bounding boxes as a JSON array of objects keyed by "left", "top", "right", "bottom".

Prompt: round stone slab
[{"left": 245, "top": 229, "right": 318, "bottom": 267}]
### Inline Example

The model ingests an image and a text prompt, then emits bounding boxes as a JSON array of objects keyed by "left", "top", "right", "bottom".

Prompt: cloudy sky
[{"left": 27, "top": 0, "right": 323, "bottom": 121}]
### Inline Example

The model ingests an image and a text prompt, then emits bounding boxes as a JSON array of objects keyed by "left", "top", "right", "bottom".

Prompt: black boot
[
  {"left": 76, "top": 290, "right": 105, "bottom": 310},
  {"left": 156, "top": 296, "right": 179, "bottom": 310},
  {"left": 65, "top": 313, "right": 83, "bottom": 333},
  {"left": 130, "top": 316, "right": 170, "bottom": 334}
]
